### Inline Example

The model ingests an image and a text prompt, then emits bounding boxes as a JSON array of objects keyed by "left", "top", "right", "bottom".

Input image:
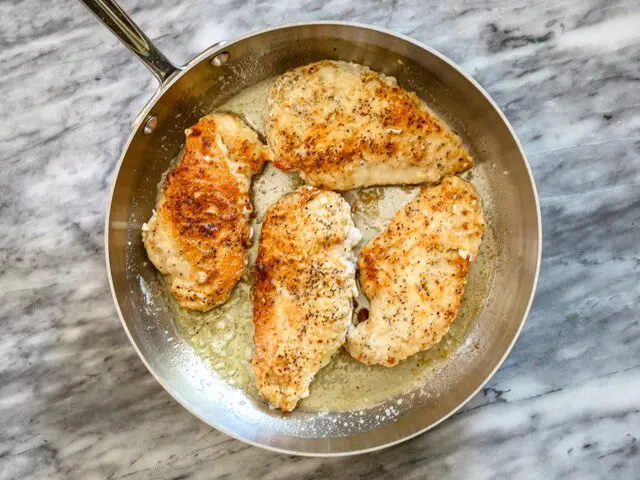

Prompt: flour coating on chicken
[
  {"left": 142, "top": 113, "right": 270, "bottom": 311},
  {"left": 346, "top": 176, "right": 484, "bottom": 367},
  {"left": 252, "top": 187, "right": 361, "bottom": 411},
  {"left": 265, "top": 60, "right": 472, "bottom": 190}
]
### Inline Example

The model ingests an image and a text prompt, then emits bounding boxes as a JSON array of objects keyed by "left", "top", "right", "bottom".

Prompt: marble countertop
[{"left": 2, "top": 0, "right": 639, "bottom": 478}]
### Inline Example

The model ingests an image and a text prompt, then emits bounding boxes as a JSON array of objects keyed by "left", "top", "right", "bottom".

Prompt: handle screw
[
  {"left": 211, "top": 52, "right": 230, "bottom": 67},
  {"left": 143, "top": 115, "right": 158, "bottom": 135}
]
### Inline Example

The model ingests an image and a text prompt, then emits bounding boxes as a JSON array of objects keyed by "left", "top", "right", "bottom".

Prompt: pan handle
[{"left": 79, "top": 0, "right": 178, "bottom": 84}]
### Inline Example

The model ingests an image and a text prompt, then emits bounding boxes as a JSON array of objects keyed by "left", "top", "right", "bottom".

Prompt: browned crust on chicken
[
  {"left": 265, "top": 60, "right": 473, "bottom": 190},
  {"left": 142, "top": 113, "right": 270, "bottom": 311},
  {"left": 252, "top": 187, "right": 360, "bottom": 411},
  {"left": 346, "top": 176, "right": 485, "bottom": 367}
]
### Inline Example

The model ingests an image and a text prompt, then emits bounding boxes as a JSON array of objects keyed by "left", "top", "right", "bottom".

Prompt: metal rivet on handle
[
  {"left": 143, "top": 115, "right": 158, "bottom": 135},
  {"left": 210, "top": 52, "right": 230, "bottom": 67}
]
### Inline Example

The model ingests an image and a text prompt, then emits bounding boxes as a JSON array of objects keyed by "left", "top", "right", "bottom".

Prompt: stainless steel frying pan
[{"left": 85, "top": 0, "right": 541, "bottom": 456}]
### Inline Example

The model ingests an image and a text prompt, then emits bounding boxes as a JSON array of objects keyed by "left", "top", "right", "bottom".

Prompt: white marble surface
[{"left": 1, "top": 0, "right": 640, "bottom": 478}]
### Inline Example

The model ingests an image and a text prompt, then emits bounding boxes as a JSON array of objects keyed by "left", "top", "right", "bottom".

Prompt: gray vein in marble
[{"left": 1, "top": 0, "right": 639, "bottom": 478}]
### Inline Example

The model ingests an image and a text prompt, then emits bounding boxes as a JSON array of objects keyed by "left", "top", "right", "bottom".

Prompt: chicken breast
[
  {"left": 252, "top": 187, "right": 361, "bottom": 411},
  {"left": 142, "top": 113, "right": 270, "bottom": 311},
  {"left": 264, "top": 60, "right": 473, "bottom": 190},
  {"left": 346, "top": 176, "right": 485, "bottom": 367}
]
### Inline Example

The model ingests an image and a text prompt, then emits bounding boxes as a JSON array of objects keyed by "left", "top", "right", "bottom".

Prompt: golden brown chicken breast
[
  {"left": 264, "top": 60, "right": 473, "bottom": 190},
  {"left": 346, "top": 176, "right": 485, "bottom": 367},
  {"left": 252, "top": 187, "right": 361, "bottom": 411},
  {"left": 142, "top": 113, "right": 270, "bottom": 311}
]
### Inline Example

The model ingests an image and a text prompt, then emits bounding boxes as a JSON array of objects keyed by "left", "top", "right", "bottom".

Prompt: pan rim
[{"left": 105, "top": 20, "right": 542, "bottom": 457}]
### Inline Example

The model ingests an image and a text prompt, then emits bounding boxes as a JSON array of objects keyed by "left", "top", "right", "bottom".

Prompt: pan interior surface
[{"left": 107, "top": 23, "right": 540, "bottom": 455}]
